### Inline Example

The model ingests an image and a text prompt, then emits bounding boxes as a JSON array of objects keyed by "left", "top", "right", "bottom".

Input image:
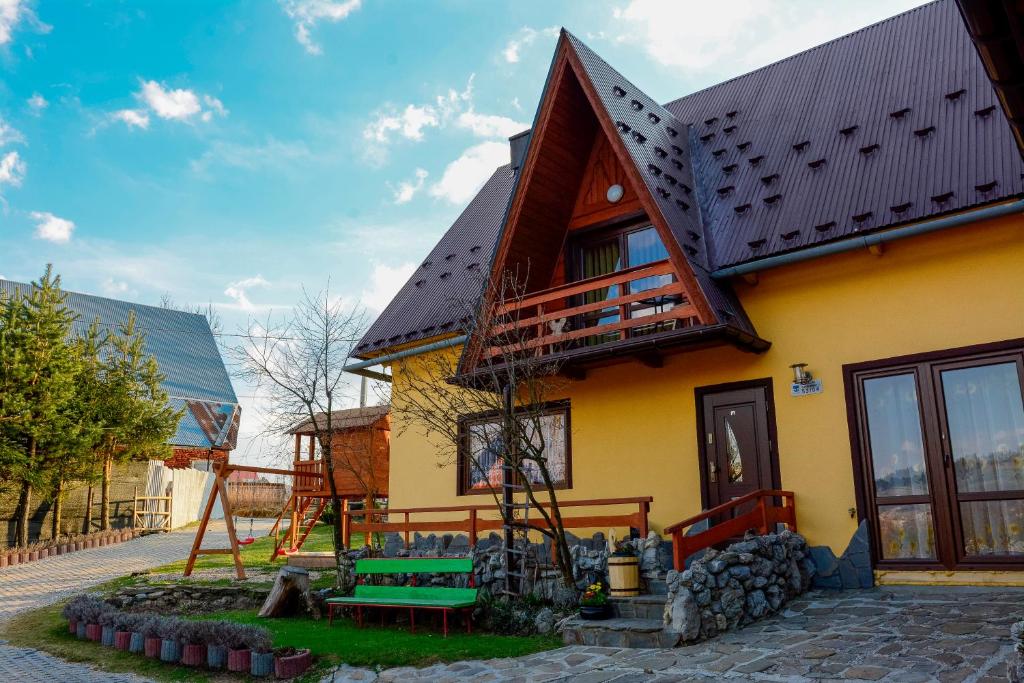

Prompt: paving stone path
[
  {"left": 0, "top": 520, "right": 271, "bottom": 681},
  {"left": 324, "top": 586, "right": 1023, "bottom": 682}
]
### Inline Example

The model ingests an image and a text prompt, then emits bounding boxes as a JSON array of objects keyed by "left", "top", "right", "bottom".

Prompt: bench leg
[
  {"left": 409, "top": 608, "right": 415, "bottom": 634},
  {"left": 328, "top": 604, "right": 333, "bottom": 627},
  {"left": 465, "top": 608, "right": 472, "bottom": 634},
  {"left": 443, "top": 609, "right": 448, "bottom": 638},
  {"left": 357, "top": 605, "right": 363, "bottom": 628}
]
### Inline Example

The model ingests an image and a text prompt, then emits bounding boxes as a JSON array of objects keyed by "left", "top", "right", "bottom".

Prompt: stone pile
[
  {"left": 664, "top": 530, "right": 815, "bottom": 642},
  {"left": 109, "top": 584, "right": 269, "bottom": 614}
]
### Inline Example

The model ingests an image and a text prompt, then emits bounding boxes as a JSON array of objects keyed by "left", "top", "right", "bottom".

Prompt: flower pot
[
  {"left": 19, "top": 551, "right": 28, "bottom": 563},
  {"left": 86, "top": 623, "right": 103, "bottom": 642},
  {"left": 129, "top": 632, "right": 145, "bottom": 654},
  {"left": 101, "top": 626, "right": 115, "bottom": 646},
  {"left": 59, "top": 544, "right": 68, "bottom": 555},
  {"left": 74, "top": 541, "right": 82, "bottom": 551},
  {"left": 144, "top": 636, "right": 161, "bottom": 658},
  {"left": 28, "top": 551, "right": 38, "bottom": 562},
  {"left": 250, "top": 651, "right": 274, "bottom": 677},
  {"left": 160, "top": 639, "right": 181, "bottom": 663},
  {"left": 275, "top": 648, "right": 312, "bottom": 679},
  {"left": 0, "top": 554, "right": 7, "bottom": 568},
  {"left": 76, "top": 622, "right": 87, "bottom": 639},
  {"left": 181, "top": 643, "right": 205, "bottom": 667},
  {"left": 608, "top": 554, "right": 640, "bottom": 598},
  {"left": 114, "top": 631, "right": 132, "bottom": 650},
  {"left": 579, "top": 604, "right": 612, "bottom": 620},
  {"left": 227, "top": 648, "right": 251, "bottom": 673},
  {"left": 38, "top": 548, "right": 48, "bottom": 560},
  {"left": 7, "top": 552, "right": 17, "bottom": 566},
  {"left": 207, "top": 644, "right": 227, "bottom": 669},
  {"left": 68, "top": 620, "right": 77, "bottom": 635},
  {"left": 122, "top": 530, "right": 131, "bottom": 542}
]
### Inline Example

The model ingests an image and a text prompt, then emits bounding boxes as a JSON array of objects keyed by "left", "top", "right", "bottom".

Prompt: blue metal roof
[{"left": 0, "top": 279, "right": 240, "bottom": 450}]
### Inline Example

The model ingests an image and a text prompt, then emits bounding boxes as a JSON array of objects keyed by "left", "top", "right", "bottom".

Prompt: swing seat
[{"left": 237, "top": 537, "right": 256, "bottom": 546}]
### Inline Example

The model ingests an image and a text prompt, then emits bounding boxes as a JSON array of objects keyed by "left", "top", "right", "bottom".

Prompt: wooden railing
[
  {"left": 665, "top": 489, "right": 796, "bottom": 571},
  {"left": 485, "top": 259, "right": 697, "bottom": 359},
  {"left": 339, "top": 496, "right": 652, "bottom": 551},
  {"left": 293, "top": 460, "right": 323, "bottom": 493}
]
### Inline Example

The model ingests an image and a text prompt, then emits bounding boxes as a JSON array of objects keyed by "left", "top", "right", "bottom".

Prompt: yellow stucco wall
[{"left": 386, "top": 212, "right": 1024, "bottom": 555}]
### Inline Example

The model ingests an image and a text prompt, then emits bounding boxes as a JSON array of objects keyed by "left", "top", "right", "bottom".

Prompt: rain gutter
[{"left": 343, "top": 335, "right": 468, "bottom": 382}]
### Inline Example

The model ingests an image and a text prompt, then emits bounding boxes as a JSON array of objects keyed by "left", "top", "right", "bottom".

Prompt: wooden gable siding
[{"left": 568, "top": 132, "right": 643, "bottom": 231}]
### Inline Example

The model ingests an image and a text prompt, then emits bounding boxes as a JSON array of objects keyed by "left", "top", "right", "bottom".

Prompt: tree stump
[{"left": 259, "top": 566, "right": 317, "bottom": 618}]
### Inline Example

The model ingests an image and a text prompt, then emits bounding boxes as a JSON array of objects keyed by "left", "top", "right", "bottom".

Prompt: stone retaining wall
[
  {"left": 664, "top": 530, "right": 815, "bottom": 642},
  {"left": 109, "top": 584, "right": 270, "bottom": 614}
]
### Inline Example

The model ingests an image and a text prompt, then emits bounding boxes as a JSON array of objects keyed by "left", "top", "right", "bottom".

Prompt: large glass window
[{"left": 458, "top": 403, "right": 571, "bottom": 495}]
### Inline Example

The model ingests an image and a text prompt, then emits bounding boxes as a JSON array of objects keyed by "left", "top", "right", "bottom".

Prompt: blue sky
[{"left": 0, "top": 0, "right": 923, "bottom": 464}]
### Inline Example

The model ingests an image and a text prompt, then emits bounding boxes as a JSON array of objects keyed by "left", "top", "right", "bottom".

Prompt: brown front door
[{"left": 699, "top": 381, "right": 779, "bottom": 510}]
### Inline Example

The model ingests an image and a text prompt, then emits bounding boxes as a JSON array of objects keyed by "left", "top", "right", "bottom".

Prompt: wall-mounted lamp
[
  {"left": 790, "top": 363, "right": 812, "bottom": 384},
  {"left": 606, "top": 184, "right": 624, "bottom": 203}
]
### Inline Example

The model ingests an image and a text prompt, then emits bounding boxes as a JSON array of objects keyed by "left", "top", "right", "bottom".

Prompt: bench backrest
[
  {"left": 352, "top": 584, "right": 478, "bottom": 602},
  {"left": 354, "top": 557, "right": 473, "bottom": 575}
]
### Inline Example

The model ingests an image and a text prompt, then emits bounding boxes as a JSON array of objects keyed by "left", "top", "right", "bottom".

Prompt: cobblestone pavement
[
  {"left": 324, "top": 586, "right": 1023, "bottom": 682},
  {"left": 0, "top": 520, "right": 272, "bottom": 681}
]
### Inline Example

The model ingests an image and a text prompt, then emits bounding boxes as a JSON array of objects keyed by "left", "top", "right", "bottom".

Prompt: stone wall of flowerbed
[
  {"left": 109, "top": 583, "right": 270, "bottom": 614},
  {"left": 0, "top": 528, "right": 138, "bottom": 568},
  {"left": 1010, "top": 621, "right": 1024, "bottom": 683},
  {"left": 663, "top": 530, "right": 815, "bottom": 642},
  {"left": 61, "top": 595, "right": 311, "bottom": 679}
]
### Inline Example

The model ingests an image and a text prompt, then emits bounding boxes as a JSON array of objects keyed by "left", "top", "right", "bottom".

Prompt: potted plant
[
  {"left": 179, "top": 621, "right": 208, "bottom": 667},
  {"left": 248, "top": 627, "right": 275, "bottom": 677},
  {"left": 579, "top": 582, "right": 611, "bottom": 620},
  {"left": 99, "top": 610, "right": 117, "bottom": 647},
  {"left": 159, "top": 616, "right": 183, "bottom": 663},
  {"left": 223, "top": 624, "right": 262, "bottom": 673},
  {"left": 128, "top": 615, "right": 149, "bottom": 654},
  {"left": 141, "top": 615, "right": 162, "bottom": 658},
  {"left": 207, "top": 621, "right": 229, "bottom": 670},
  {"left": 5, "top": 547, "right": 17, "bottom": 566},
  {"left": 61, "top": 596, "right": 84, "bottom": 635},
  {"left": 274, "top": 646, "right": 313, "bottom": 679},
  {"left": 113, "top": 613, "right": 139, "bottom": 651}
]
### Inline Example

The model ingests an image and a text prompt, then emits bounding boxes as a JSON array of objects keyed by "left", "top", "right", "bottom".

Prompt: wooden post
[
  {"left": 638, "top": 500, "right": 650, "bottom": 538},
  {"left": 289, "top": 494, "right": 299, "bottom": 550},
  {"left": 293, "top": 434, "right": 301, "bottom": 462},
  {"left": 341, "top": 498, "right": 350, "bottom": 548},
  {"left": 468, "top": 509, "right": 478, "bottom": 547},
  {"left": 184, "top": 468, "right": 222, "bottom": 577},
  {"left": 216, "top": 466, "right": 246, "bottom": 580},
  {"left": 308, "top": 435, "right": 315, "bottom": 460},
  {"left": 404, "top": 512, "right": 410, "bottom": 549},
  {"left": 132, "top": 487, "right": 139, "bottom": 531},
  {"left": 756, "top": 495, "right": 768, "bottom": 535}
]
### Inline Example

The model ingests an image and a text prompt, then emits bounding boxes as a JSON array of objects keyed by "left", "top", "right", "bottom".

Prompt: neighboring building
[
  {"left": 356, "top": 0, "right": 1024, "bottom": 585},
  {"left": 288, "top": 405, "right": 390, "bottom": 502},
  {"left": 0, "top": 280, "right": 240, "bottom": 468}
]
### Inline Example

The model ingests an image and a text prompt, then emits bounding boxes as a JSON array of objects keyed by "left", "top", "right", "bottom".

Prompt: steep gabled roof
[
  {"left": 0, "top": 279, "right": 240, "bottom": 450},
  {"left": 287, "top": 404, "right": 390, "bottom": 435}
]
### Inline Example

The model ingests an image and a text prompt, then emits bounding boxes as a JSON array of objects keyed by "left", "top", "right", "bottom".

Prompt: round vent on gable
[{"left": 606, "top": 184, "right": 624, "bottom": 203}]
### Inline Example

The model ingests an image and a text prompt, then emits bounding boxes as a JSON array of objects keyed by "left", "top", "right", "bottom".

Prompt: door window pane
[
  {"left": 940, "top": 362, "right": 1024, "bottom": 494},
  {"left": 878, "top": 503, "right": 936, "bottom": 559},
  {"left": 961, "top": 500, "right": 1024, "bottom": 556},
  {"left": 626, "top": 226, "right": 678, "bottom": 330},
  {"left": 864, "top": 374, "right": 930, "bottom": 497},
  {"left": 579, "top": 239, "right": 621, "bottom": 342}
]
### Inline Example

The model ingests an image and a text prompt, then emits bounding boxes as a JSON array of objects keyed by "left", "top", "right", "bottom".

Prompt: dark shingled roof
[
  {"left": 0, "top": 279, "right": 240, "bottom": 450},
  {"left": 287, "top": 404, "right": 390, "bottom": 435},
  {"left": 358, "top": 0, "right": 1023, "bottom": 355}
]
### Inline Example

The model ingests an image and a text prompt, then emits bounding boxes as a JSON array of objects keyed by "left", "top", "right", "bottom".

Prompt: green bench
[{"left": 326, "top": 557, "right": 478, "bottom": 636}]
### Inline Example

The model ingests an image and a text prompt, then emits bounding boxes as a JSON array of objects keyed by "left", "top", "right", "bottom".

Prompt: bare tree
[
  {"left": 393, "top": 269, "right": 577, "bottom": 590},
  {"left": 231, "top": 285, "right": 370, "bottom": 576}
]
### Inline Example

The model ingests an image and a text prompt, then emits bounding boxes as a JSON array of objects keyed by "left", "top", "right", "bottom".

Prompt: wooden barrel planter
[{"left": 607, "top": 554, "right": 640, "bottom": 597}]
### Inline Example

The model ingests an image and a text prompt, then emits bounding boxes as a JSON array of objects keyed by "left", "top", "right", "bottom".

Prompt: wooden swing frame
[{"left": 185, "top": 462, "right": 323, "bottom": 580}]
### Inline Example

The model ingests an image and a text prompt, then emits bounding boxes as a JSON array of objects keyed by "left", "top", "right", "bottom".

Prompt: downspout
[
  {"left": 343, "top": 334, "right": 468, "bottom": 382},
  {"left": 711, "top": 200, "right": 1024, "bottom": 279}
]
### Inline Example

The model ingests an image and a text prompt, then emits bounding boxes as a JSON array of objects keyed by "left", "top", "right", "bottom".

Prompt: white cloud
[
  {"left": 280, "top": 0, "right": 361, "bottom": 55},
  {"left": 456, "top": 109, "right": 528, "bottom": 139},
  {"left": 0, "top": 150, "right": 25, "bottom": 188},
  {"left": 101, "top": 277, "right": 129, "bottom": 296},
  {"left": 429, "top": 141, "right": 508, "bottom": 205},
  {"left": 361, "top": 262, "right": 416, "bottom": 312},
  {"left": 190, "top": 137, "right": 312, "bottom": 177},
  {"left": 0, "top": 117, "right": 24, "bottom": 146},
  {"left": 390, "top": 168, "right": 428, "bottom": 205},
  {"left": 503, "top": 26, "right": 559, "bottom": 63},
  {"left": 26, "top": 92, "right": 47, "bottom": 113},
  {"left": 30, "top": 211, "right": 75, "bottom": 243},
  {"left": 364, "top": 104, "right": 439, "bottom": 144},
  {"left": 0, "top": 0, "right": 49, "bottom": 47},
  {"left": 111, "top": 108, "right": 150, "bottom": 129},
  {"left": 224, "top": 275, "right": 270, "bottom": 311}
]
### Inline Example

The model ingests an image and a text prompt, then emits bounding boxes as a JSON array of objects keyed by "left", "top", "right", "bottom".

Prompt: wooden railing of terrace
[
  {"left": 485, "top": 259, "right": 697, "bottom": 359},
  {"left": 339, "top": 496, "right": 652, "bottom": 551},
  {"left": 665, "top": 489, "right": 796, "bottom": 571}
]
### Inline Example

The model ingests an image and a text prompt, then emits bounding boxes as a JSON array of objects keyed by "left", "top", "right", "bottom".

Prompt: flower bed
[
  {"left": 0, "top": 529, "right": 137, "bottom": 568},
  {"left": 60, "top": 595, "right": 311, "bottom": 679}
]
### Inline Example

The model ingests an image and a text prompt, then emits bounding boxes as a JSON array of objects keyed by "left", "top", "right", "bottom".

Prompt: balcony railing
[
  {"left": 485, "top": 259, "right": 698, "bottom": 360},
  {"left": 293, "top": 459, "right": 323, "bottom": 493}
]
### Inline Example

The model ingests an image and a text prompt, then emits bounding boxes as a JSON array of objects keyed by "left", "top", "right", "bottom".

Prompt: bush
[
  {"left": 139, "top": 615, "right": 163, "bottom": 638},
  {"left": 113, "top": 612, "right": 145, "bottom": 633},
  {"left": 177, "top": 620, "right": 210, "bottom": 646},
  {"left": 62, "top": 595, "right": 113, "bottom": 624},
  {"left": 478, "top": 594, "right": 543, "bottom": 636}
]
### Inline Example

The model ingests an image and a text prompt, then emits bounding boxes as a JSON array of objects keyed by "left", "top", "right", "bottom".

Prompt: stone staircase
[{"left": 560, "top": 576, "right": 679, "bottom": 649}]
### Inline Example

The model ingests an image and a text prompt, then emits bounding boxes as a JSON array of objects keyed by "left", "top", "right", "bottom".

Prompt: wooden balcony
[{"left": 484, "top": 259, "right": 700, "bottom": 362}]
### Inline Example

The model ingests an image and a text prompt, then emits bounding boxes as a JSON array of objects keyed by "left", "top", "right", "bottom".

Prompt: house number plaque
[{"left": 791, "top": 379, "right": 823, "bottom": 396}]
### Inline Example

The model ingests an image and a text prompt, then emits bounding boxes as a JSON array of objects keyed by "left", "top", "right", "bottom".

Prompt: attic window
[
  {"left": 616, "top": 121, "right": 631, "bottom": 134},
  {"left": 976, "top": 180, "right": 998, "bottom": 193},
  {"left": 676, "top": 199, "right": 690, "bottom": 212},
  {"left": 686, "top": 230, "right": 701, "bottom": 241},
  {"left": 704, "top": 117, "right": 718, "bottom": 126},
  {"left": 654, "top": 146, "right": 668, "bottom": 158},
  {"left": 814, "top": 221, "right": 836, "bottom": 233},
  {"left": 648, "top": 112, "right": 661, "bottom": 125},
  {"left": 735, "top": 203, "right": 752, "bottom": 214},
  {"left": 671, "top": 145, "right": 684, "bottom": 156},
  {"left": 792, "top": 140, "right": 810, "bottom": 152},
  {"left": 931, "top": 191, "right": 954, "bottom": 203},
  {"left": 723, "top": 125, "right": 737, "bottom": 134},
  {"left": 631, "top": 131, "right": 647, "bottom": 144},
  {"left": 612, "top": 86, "right": 627, "bottom": 98},
  {"left": 760, "top": 173, "right": 779, "bottom": 185},
  {"left": 945, "top": 88, "right": 966, "bottom": 101},
  {"left": 747, "top": 238, "right": 766, "bottom": 249},
  {"left": 723, "top": 163, "right": 737, "bottom": 174},
  {"left": 914, "top": 126, "right": 935, "bottom": 137},
  {"left": 889, "top": 107, "right": 911, "bottom": 119},
  {"left": 630, "top": 99, "right": 644, "bottom": 111},
  {"left": 671, "top": 159, "right": 684, "bottom": 171},
  {"left": 890, "top": 202, "right": 913, "bottom": 214},
  {"left": 859, "top": 144, "right": 879, "bottom": 155},
  {"left": 748, "top": 155, "right": 764, "bottom": 166},
  {"left": 852, "top": 212, "right": 873, "bottom": 224},
  {"left": 700, "top": 133, "right": 714, "bottom": 143},
  {"left": 975, "top": 105, "right": 996, "bottom": 117},
  {"left": 712, "top": 148, "right": 727, "bottom": 158},
  {"left": 648, "top": 164, "right": 662, "bottom": 176},
  {"left": 726, "top": 110, "right": 738, "bottom": 119},
  {"left": 763, "top": 194, "right": 782, "bottom": 205},
  {"left": 666, "top": 126, "right": 679, "bottom": 137},
  {"left": 781, "top": 230, "right": 800, "bottom": 241},
  {"left": 808, "top": 158, "right": 826, "bottom": 169},
  {"left": 717, "top": 185, "right": 734, "bottom": 196},
  {"left": 737, "top": 141, "right": 751, "bottom": 151},
  {"left": 840, "top": 125, "right": 859, "bottom": 136}
]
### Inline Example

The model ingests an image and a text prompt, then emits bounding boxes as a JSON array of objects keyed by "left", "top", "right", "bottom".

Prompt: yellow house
[{"left": 351, "top": 1, "right": 1024, "bottom": 587}]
